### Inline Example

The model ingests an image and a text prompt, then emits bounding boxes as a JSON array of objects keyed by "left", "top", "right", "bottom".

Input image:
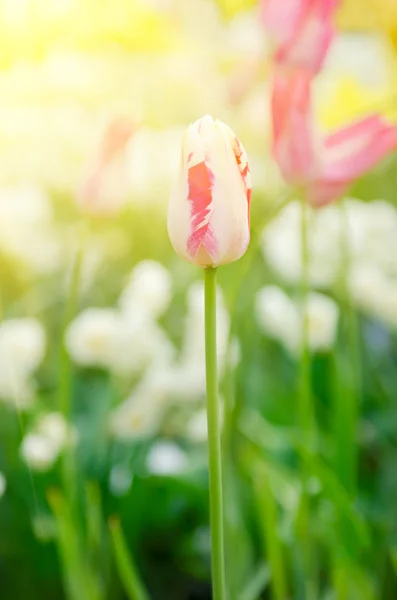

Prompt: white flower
[
  {"left": 119, "top": 260, "right": 172, "bottom": 321},
  {"left": 347, "top": 200, "right": 397, "bottom": 274},
  {"left": 0, "top": 184, "right": 52, "bottom": 229},
  {"left": 256, "top": 286, "right": 339, "bottom": 353},
  {"left": 66, "top": 304, "right": 175, "bottom": 375},
  {"left": 0, "top": 374, "right": 35, "bottom": 408},
  {"left": 0, "top": 319, "right": 46, "bottom": 406},
  {"left": 0, "top": 472, "right": 6, "bottom": 497},
  {"left": 20, "top": 433, "right": 60, "bottom": 471},
  {"left": 348, "top": 263, "right": 387, "bottom": 313},
  {"left": 20, "top": 412, "right": 73, "bottom": 472},
  {"left": 350, "top": 269, "right": 397, "bottom": 328},
  {"left": 256, "top": 286, "right": 301, "bottom": 352},
  {"left": 65, "top": 308, "right": 119, "bottom": 369},
  {"left": 109, "top": 400, "right": 160, "bottom": 441},
  {"left": 263, "top": 201, "right": 341, "bottom": 288},
  {"left": 36, "top": 412, "right": 72, "bottom": 447},
  {"left": 0, "top": 184, "right": 62, "bottom": 274},
  {"left": 0, "top": 318, "right": 46, "bottom": 376},
  {"left": 109, "top": 372, "right": 170, "bottom": 441},
  {"left": 305, "top": 292, "right": 339, "bottom": 352},
  {"left": 146, "top": 441, "right": 188, "bottom": 475},
  {"left": 182, "top": 281, "right": 230, "bottom": 369},
  {"left": 110, "top": 317, "right": 176, "bottom": 376}
]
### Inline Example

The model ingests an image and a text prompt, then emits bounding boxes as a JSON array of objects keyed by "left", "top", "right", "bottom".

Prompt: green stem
[
  {"left": 299, "top": 197, "right": 312, "bottom": 438},
  {"left": 297, "top": 196, "right": 316, "bottom": 600},
  {"left": 59, "top": 244, "right": 84, "bottom": 419},
  {"left": 335, "top": 200, "right": 360, "bottom": 498},
  {"left": 254, "top": 473, "right": 287, "bottom": 600},
  {"left": 204, "top": 267, "right": 226, "bottom": 600},
  {"left": 109, "top": 518, "right": 149, "bottom": 600},
  {"left": 59, "top": 240, "right": 84, "bottom": 496},
  {"left": 48, "top": 489, "right": 102, "bottom": 600}
]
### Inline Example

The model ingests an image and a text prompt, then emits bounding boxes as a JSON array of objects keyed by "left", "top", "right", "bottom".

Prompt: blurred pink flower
[
  {"left": 271, "top": 70, "right": 397, "bottom": 206},
  {"left": 78, "top": 117, "right": 136, "bottom": 216},
  {"left": 261, "top": 0, "right": 339, "bottom": 75}
]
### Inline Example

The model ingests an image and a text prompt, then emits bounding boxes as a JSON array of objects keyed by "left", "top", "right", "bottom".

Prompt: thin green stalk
[
  {"left": 48, "top": 489, "right": 103, "bottom": 600},
  {"left": 299, "top": 197, "right": 313, "bottom": 439},
  {"left": 333, "top": 559, "right": 349, "bottom": 600},
  {"left": 331, "top": 201, "right": 361, "bottom": 598},
  {"left": 59, "top": 243, "right": 84, "bottom": 419},
  {"left": 58, "top": 240, "right": 84, "bottom": 506},
  {"left": 334, "top": 200, "right": 360, "bottom": 498},
  {"left": 297, "top": 196, "right": 316, "bottom": 600},
  {"left": 204, "top": 267, "right": 226, "bottom": 600},
  {"left": 85, "top": 482, "right": 103, "bottom": 566},
  {"left": 108, "top": 517, "right": 149, "bottom": 600},
  {"left": 254, "top": 473, "right": 287, "bottom": 600}
]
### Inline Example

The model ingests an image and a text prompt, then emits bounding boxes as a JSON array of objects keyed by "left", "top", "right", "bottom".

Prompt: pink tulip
[
  {"left": 271, "top": 70, "right": 397, "bottom": 206},
  {"left": 261, "top": 0, "right": 339, "bottom": 75},
  {"left": 78, "top": 117, "right": 136, "bottom": 216},
  {"left": 168, "top": 115, "right": 252, "bottom": 267}
]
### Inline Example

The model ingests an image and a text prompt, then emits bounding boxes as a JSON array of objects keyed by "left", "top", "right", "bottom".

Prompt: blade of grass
[
  {"left": 108, "top": 517, "right": 149, "bottom": 600},
  {"left": 298, "top": 195, "right": 317, "bottom": 600},
  {"left": 254, "top": 470, "right": 288, "bottom": 600},
  {"left": 85, "top": 481, "right": 103, "bottom": 559},
  {"left": 240, "top": 564, "right": 271, "bottom": 600},
  {"left": 58, "top": 239, "right": 84, "bottom": 509},
  {"left": 334, "top": 200, "right": 361, "bottom": 498},
  {"left": 48, "top": 489, "right": 103, "bottom": 600}
]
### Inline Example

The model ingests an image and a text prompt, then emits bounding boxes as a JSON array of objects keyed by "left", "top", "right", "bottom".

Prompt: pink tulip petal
[
  {"left": 271, "top": 70, "right": 318, "bottom": 184},
  {"left": 187, "top": 160, "right": 217, "bottom": 259},
  {"left": 262, "top": 0, "right": 339, "bottom": 74},
  {"left": 277, "top": 0, "right": 337, "bottom": 73},
  {"left": 322, "top": 115, "right": 397, "bottom": 181},
  {"left": 261, "top": 0, "right": 306, "bottom": 46},
  {"left": 308, "top": 179, "right": 348, "bottom": 207}
]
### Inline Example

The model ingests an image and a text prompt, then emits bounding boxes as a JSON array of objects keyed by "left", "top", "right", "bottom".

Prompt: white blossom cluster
[
  {"left": 0, "top": 318, "right": 46, "bottom": 407},
  {"left": 262, "top": 198, "right": 397, "bottom": 329},
  {"left": 256, "top": 286, "right": 339, "bottom": 354},
  {"left": 20, "top": 412, "right": 74, "bottom": 472},
  {"left": 64, "top": 260, "right": 230, "bottom": 443}
]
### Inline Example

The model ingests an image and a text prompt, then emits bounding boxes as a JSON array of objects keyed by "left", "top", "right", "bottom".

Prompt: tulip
[
  {"left": 271, "top": 70, "right": 397, "bottom": 206},
  {"left": 78, "top": 117, "right": 136, "bottom": 216},
  {"left": 168, "top": 115, "right": 252, "bottom": 267},
  {"left": 261, "top": 0, "right": 339, "bottom": 75}
]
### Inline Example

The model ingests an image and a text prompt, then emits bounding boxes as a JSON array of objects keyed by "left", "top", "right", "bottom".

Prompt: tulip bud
[{"left": 167, "top": 115, "right": 251, "bottom": 267}]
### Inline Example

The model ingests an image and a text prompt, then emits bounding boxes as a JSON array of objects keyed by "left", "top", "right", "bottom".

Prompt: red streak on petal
[
  {"left": 187, "top": 161, "right": 217, "bottom": 258},
  {"left": 233, "top": 135, "right": 252, "bottom": 223}
]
